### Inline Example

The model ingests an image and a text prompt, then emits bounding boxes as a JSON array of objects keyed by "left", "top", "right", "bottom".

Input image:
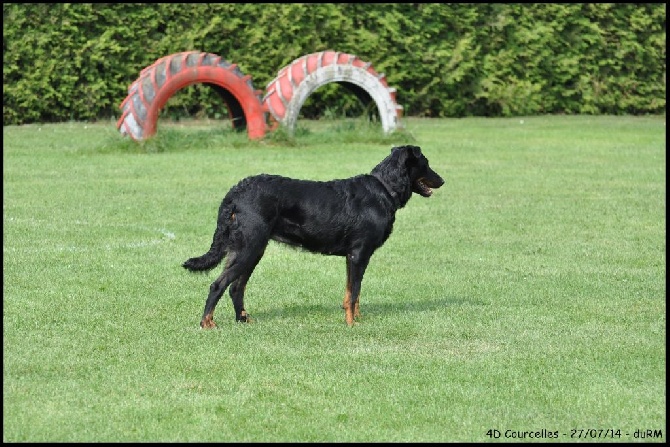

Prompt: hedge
[{"left": 2, "top": 3, "right": 666, "bottom": 125}]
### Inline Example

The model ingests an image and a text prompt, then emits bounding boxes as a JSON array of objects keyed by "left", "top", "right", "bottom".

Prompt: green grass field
[{"left": 3, "top": 116, "right": 666, "bottom": 442}]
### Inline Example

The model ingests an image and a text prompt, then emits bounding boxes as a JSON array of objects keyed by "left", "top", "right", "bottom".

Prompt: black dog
[{"left": 183, "top": 145, "right": 444, "bottom": 328}]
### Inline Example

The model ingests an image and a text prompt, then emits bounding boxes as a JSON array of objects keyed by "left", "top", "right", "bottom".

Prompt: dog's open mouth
[{"left": 415, "top": 178, "right": 434, "bottom": 197}]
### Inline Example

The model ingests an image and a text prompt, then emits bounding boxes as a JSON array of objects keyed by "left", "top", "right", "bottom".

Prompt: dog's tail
[{"left": 182, "top": 203, "right": 232, "bottom": 272}]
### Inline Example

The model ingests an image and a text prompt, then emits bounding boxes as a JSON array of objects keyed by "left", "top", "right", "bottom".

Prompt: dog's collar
[{"left": 371, "top": 174, "right": 397, "bottom": 200}]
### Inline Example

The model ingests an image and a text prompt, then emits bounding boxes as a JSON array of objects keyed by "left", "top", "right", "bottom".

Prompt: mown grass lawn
[{"left": 3, "top": 115, "right": 665, "bottom": 442}]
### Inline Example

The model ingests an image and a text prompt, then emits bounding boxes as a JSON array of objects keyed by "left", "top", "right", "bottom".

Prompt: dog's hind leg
[
  {"left": 200, "top": 243, "right": 266, "bottom": 328},
  {"left": 228, "top": 247, "right": 265, "bottom": 323},
  {"left": 201, "top": 215, "right": 271, "bottom": 328},
  {"left": 343, "top": 251, "right": 371, "bottom": 326},
  {"left": 200, "top": 254, "right": 241, "bottom": 328},
  {"left": 229, "top": 278, "right": 249, "bottom": 322}
]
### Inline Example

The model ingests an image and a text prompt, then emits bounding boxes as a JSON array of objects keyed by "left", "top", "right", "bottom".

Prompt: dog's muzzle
[{"left": 415, "top": 173, "right": 444, "bottom": 197}]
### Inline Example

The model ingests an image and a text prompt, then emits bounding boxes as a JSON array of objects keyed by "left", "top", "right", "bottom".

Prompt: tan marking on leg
[
  {"left": 342, "top": 287, "right": 351, "bottom": 309},
  {"left": 345, "top": 306, "right": 354, "bottom": 326},
  {"left": 343, "top": 291, "right": 354, "bottom": 326},
  {"left": 201, "top": 313, "right": 216, "bottom": 329},
  {"left": 343, "top": 267, "right": 354, "bottom": 325}
]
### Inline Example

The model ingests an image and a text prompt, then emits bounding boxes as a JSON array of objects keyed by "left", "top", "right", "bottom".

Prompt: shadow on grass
[{"left": 254, "top": 296, "right": 488, "bottom": 322}]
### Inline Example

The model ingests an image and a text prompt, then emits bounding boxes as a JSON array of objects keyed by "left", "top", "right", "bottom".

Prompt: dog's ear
[
  {"left": 391, "top": 145, "right": 422, "bottom": 158},
  {"left": 390, "top": 145, "right": 422, "bottom": 170}
]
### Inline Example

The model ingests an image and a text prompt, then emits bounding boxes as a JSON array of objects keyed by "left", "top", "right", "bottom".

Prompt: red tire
[
  {"left": 117, "top": 51, "right": 267, "bottom": 140},
  {"left": 263, "top": 50, "right": 403, "bottom": 135}
]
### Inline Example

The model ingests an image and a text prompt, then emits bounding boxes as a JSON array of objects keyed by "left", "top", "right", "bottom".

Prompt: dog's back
[{"left": 225, "top": 174, "right": 396, "bottom": 256}]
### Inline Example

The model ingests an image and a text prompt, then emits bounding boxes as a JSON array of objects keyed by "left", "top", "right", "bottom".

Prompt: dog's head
[{"left": 393, "top": 145, "right": 445, "bottom": 197}]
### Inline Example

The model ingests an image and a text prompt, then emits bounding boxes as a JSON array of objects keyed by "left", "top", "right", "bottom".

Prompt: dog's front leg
[{"left": 343, "top": 252, "right": 370, "bottom": 326}]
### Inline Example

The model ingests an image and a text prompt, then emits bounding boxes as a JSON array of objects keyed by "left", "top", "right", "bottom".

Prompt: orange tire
[{"left": 117, "top": 51, "right": 267, "bottom": 140}]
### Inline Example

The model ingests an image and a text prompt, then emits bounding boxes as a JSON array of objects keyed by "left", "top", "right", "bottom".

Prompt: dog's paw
[
  {"left": 236, "top": 311, "right": 253, "bottom": 323},
  {"left": 200, "top": 315, "right": 217, "bottom": 329}
]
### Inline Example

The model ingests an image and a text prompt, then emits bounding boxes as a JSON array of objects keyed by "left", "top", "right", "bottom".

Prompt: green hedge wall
[{"left": 3, "top": 3, "right": 666, "bottom": 125}]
